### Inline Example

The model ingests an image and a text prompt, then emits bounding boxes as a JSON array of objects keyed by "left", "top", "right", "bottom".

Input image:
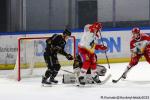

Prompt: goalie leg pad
[
  {"left": 85, "top": 74, "right": 94, "bottom": 84},
  {"left": 62, "top": 74, "right": 76, "bottom": 84},
  {"left": 96, "top": 65, "right": 107, "bottom": 76},
  {"left": 62, "top": 74, "right": 95, "bottom": 84}
]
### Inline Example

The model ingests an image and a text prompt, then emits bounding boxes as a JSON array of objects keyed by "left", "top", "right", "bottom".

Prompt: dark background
[
  {"left": 0, "top": 0, "right": 150, "bottom": 32},
  {"left": 0, "top": 0, "right": 7, "bottom": 32}
]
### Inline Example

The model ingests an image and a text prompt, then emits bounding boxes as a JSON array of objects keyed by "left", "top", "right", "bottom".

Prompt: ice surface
[{"left": 0, "top": 61, "right": 150, "bottom": 100}]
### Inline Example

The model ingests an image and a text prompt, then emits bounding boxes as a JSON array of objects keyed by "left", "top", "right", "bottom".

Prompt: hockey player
[
  {"left": 121, "top": 27, "right": 150, "bottom": 79},
  {"left": 74, "top": 54, "right": 107, "bottom": 84},
  {"left": 78, "top": 22, "right": 108, "bottom": 85},
  {"left": 42, "top": 29, "right": 74, "bottom": 85},
  {"left": 73, "top": 54, "right": 107, "bottom": 77}
]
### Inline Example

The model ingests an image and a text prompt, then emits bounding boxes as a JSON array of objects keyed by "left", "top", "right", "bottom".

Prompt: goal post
[{"left": 15, "top": 36, "right": 76, "bottom": 81}]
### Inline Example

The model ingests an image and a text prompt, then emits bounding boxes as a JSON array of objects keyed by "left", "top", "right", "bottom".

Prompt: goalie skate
[{"left": 76, "top": 74, "right": 111, "bottom": 87}]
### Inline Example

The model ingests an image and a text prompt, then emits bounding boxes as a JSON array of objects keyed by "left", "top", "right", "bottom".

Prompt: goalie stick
[{"left": 61, "top": 69, "right": 74, "bottom": 74}]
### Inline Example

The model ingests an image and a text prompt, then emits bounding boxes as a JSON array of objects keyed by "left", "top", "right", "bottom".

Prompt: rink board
[{"left": 0, "top": 27, "right": 150, "bottom": 69}]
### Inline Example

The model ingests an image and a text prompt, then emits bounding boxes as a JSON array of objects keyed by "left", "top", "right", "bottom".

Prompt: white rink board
[{"left": 1, "top": 29, "right": 150, "bottom": 66}]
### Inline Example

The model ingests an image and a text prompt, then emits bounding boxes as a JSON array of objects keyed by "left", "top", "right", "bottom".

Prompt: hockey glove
[
  {"left": 66, "top": 54, "right": 73, "bottom": 60},
  {"left": 95, "top": 44, "right": 107, "bottom": 51}
]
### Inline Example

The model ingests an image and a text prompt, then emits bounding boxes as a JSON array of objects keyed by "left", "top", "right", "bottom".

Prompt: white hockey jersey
[{"left": 79, "top": 24, "right": 99, "bottom": 53}]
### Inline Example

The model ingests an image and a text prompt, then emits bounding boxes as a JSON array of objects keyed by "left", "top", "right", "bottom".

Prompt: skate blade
[
  {"left": 75, "top": 83, "right": 96, "bottom": 87},
  {"left": 76, "top": 84, "right": 85, "bottom": 87},
  {"left": 75, "top": 82, "right": 85, "bottom": 87},
  {"left": 51, "top": 82, "right": 59, "bottom": 85},
  {"left": 41, "top": 83, "right": 52, "bottom": 87}
]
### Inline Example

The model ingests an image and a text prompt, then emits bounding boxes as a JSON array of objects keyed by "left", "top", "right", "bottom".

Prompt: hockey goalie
[{"left": 62, "top": 54, "right": 107, "bottom": 84}]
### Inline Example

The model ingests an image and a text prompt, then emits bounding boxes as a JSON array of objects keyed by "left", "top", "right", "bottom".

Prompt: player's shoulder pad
[{"left": 51, "top": 34, "right": 62, "bottom": 40}]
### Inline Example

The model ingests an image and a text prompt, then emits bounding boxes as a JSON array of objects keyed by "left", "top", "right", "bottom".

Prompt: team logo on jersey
[{"left": 85, "top": 55, "right": 90, "bottom": 61}]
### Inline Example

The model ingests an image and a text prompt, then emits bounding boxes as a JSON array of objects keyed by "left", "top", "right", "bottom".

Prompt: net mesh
[{"left": 14, "top": 36, "right": 75, "bottom": 81}]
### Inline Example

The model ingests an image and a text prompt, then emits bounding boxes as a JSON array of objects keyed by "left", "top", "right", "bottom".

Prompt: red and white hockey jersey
[
  {"left": 79, "top": 24, "right": 107, "bottom": 54},
  {"left": 130, "top": 33, "right": 150, "bottom": 54}
]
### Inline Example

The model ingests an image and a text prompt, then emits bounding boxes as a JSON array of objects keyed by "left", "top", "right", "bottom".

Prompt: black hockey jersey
[{"left": 45, "top": 34, "right": 67, "bottom": 55}]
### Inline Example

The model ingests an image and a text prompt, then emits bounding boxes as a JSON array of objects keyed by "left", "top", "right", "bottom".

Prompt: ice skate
[
  {"left": 121, "top": 67, "right": 130, "bottom": 80},
  {"left": 122, "top": 73, "right": 127, "bottom": 79},
  {"left": 78, "top": 76, "right": 86, "bottom": 85},
  {"left": 41, "top": 76, "right": 51, "bottom": 86},
  {"left": 92, "top": 75, "right": 101, "bottom": 83},
  {"left": 50, "top": 78, "right": 58, "bottom": 84}
]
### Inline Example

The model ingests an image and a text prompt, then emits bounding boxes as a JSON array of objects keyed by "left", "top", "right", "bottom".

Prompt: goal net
[{"left": 14, "top": 36, "right": 76, "bottom": 81}]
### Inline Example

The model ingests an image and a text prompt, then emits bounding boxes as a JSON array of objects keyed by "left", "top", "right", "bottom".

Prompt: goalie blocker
[{"left": 62, "top": 54, "right": 107, "bottom": 84}]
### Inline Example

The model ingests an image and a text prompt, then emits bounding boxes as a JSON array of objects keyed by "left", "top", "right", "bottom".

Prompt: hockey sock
[{"left": 44, "top": 69, "right": 52, "bottom": 79}]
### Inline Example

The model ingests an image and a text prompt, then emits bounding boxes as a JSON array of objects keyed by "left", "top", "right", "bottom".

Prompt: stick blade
[{"left": 112, "top": 79, "right": 118, "bottom": 83}]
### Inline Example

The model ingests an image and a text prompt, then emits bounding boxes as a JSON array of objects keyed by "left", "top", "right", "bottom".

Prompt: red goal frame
[{"left": 17, "top": 36, "right": 76, "bottom": 81}]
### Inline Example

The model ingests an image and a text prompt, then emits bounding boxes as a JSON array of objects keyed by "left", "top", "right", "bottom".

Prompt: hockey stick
[
  {"left": 99, "top": 30, "right": 110, "bottom": 69},
  {"left": 112, "top": 74, "right": 123, "bottom": 83},
  {"left": 112, "top": 67, "right": 131, "bottom": 83},
  {"left": 61, "top": 69, "right": 74, "bottom": 74}
]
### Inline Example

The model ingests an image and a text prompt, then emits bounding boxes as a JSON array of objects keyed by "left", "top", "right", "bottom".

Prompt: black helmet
[{"left": 63, "top": 29, "right": 71, "bottom": 36}]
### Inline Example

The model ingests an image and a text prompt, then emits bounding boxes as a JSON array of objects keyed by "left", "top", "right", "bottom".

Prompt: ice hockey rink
[{"left": 0, "top": 61, "right": 150, "bottom": 100}]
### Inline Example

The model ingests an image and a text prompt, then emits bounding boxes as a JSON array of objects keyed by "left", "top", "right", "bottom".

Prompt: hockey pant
[
  {"left": 129, "top": 45, "right": 150, "bottom": 67},
  {"left": 43, "top": 52, "right": 61, "bottom": 80},
  {"left": 62, "top": 74, "right": 94, "bottom": 84},
  {"left": 78, "top": 47, "right": 97, "bottom": 77}
]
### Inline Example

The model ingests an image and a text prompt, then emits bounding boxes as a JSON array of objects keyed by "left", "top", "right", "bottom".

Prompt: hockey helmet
[
  {"left": 63, "top": 29, "right": 71, "bottom": 36},
  {"left": 132, "top": 27, "right": 140, "bottom": 34},
  {"left": 132, "top": 27, "right": 141, "bottom": 41},
  {"left": 93, "top": 22, "right": 102, "bottom": 30},
  {"left": 89, "top": 22, "right": 102, "bottom": 33}
]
